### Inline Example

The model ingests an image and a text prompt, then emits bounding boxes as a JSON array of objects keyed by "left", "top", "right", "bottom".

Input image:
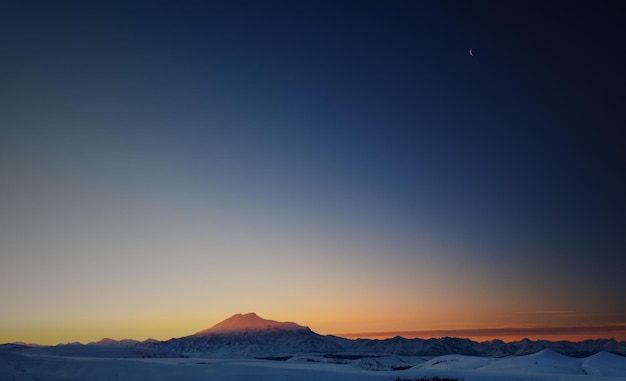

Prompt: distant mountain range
[{"left": 4, "top": 313, "right": 626, "bottom": 359}]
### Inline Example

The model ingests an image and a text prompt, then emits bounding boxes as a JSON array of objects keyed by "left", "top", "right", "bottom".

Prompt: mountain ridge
[{"left": 6, "top": 313, "right": 626, "bottom": 359}]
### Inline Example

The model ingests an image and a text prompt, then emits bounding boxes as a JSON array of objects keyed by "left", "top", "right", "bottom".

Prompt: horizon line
[
  {"left": 8, "top": 323, "right": 626, "bottom": 347},
  {"left": 333, "top": 324, "right": 626, "bottom": 342}
]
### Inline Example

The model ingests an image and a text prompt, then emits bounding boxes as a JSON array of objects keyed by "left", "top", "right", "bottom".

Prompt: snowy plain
[{"left": 2, "top": 349, "right": 626, "bottom": 381}]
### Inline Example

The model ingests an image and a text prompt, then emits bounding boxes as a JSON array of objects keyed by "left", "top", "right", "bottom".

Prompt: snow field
[{"left": 2, "top": 349, "right": 626, "bottom": 381}]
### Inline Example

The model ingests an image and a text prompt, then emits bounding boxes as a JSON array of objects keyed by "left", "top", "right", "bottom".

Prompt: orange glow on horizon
[
  {"left": 333, "top": 324, "right": 626, "bottom": 343},
  {"left": 4, "top": 311, "right": 626, "bottom": 346}
]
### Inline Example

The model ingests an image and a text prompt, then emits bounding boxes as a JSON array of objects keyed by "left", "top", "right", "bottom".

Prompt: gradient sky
[{"left": 1, "top": 1, "right": 625, "bottom": 345}]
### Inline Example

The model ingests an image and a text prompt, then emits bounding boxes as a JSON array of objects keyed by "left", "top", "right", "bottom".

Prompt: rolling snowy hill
[{"left": 2, "top": 348, "right": 626, "bottom": 380}]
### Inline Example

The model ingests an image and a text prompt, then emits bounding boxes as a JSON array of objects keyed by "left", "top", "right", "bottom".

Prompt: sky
[{"left": 1, "top": 0, "right": 625, "bottom": 345}]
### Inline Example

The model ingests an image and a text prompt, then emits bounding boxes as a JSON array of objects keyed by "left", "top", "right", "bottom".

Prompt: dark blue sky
[{"left": 1, "top": 1, "right": 625, "bottom": 343}]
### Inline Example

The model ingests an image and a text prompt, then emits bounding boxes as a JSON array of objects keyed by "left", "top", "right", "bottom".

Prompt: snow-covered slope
[
  {"left": 583, "top": 351, "right": 626, "bottom": 377},
  {"left": 419, "top": 354, "right": 496, "bottom": 370},
  {"left": 481, "top": 348, "right": 583, "bottom": 375},
  {"left": 416, "top": 349, "right": 626, "bottom": 378}
]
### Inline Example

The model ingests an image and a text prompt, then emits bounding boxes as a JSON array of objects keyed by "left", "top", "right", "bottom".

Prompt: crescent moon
[{"left": 469, "top": 48, "right": 474, "bottom": 56}]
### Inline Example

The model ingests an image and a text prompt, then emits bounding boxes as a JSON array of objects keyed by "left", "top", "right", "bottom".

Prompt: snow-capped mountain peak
[
  {"left": 194, "top": 312, "right": 309, "bottom": 336},
  {"left": 147, "top": 313, "right": 343, "bottom": 357}
]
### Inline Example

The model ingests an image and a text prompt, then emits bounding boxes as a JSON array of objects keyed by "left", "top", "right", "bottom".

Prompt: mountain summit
[
  {"left": 194, "top": 313, "right": 309, "bottom": 336},
  {"left": 154, "top": 313, "right": 342, "bottom": 357}
]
